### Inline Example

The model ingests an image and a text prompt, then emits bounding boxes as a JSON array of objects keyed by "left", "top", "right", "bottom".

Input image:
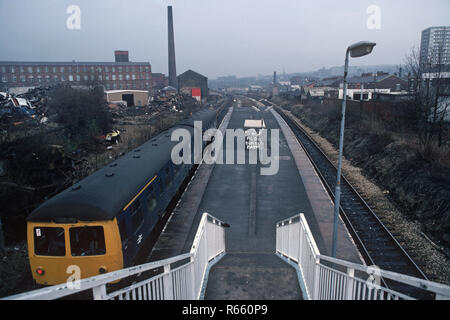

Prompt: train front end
[{"left": 27, "top": 219, "right": 123, "bottom": 286}]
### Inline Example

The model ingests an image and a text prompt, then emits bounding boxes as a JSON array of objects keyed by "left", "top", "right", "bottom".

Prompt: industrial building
[
  {"left": 105, "top": 89, "right": 149, "bottom": 107},
  {"left": 177, "top": 69, "right": 208, "bottom": 101},
  {"left": 152, "top": 73, "right": 169, "bottom": 90},
  {"left": 0, "top": 51, "right": 152, "bottom": 91}
]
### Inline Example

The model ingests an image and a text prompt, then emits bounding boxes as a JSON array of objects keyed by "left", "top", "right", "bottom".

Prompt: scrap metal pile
[{"left": 0, "top": 87, "right": 50, "bottom": 125}]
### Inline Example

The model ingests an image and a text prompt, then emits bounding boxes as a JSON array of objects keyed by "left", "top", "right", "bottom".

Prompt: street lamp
[{"left": 331, "top": 41, "right": 376, "bottom": 258}]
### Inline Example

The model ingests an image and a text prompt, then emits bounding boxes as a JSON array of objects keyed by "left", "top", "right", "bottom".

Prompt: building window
[
  {"left": 60, "top": 67, "right": 64, "bottom": 73},
  {"left": 125, "top": 74, "right": 130, "bottom": 81},
  {"left": 119, "top": 74, "right": 123, "bottom": 81},
  {"left": 53, "top": 67, "right": 57, "bottom": 73},
  {"left": 76, "top": 75, "right": 80, "bottom": 81},
  {"left": 12, "top": 75, "right": 16, "bottom": 82},
  {"left": 36, "top": 66, "right": 41, "bottom": 73},
  {"left": 145, "top": 66, "right": 149, "bottom": 72},
  {"left": 11, "top": 66, "right": 15, "bottom": 73},
  {"left": 68, "top": 75, "right": 73, "bottom": 82},
  {"left": 20, "top": 66, "right": 24, "bottom": 73},
  {"left": 28, "top": 66, "right": 33, "bottom": 73},
  {"left": 132, "top": 74, "right": 136, "bottom": 80},
  {"left": 105, "top": 66, "right": 109, "bottom": 72},
  {"left": 61, "top": 75, "right": 65, "bottom": 81},
  {"left": 28, "top": 75, "right": 33, "bottom": 82},
  {"left": 105, "top": 74, "right": 109, "bottom": 81},
  {"left": 21, "top": 75, "right": 26, "bottom": 82},
  {"left": 45, "top": 66, "right": 49, "bottom": 72},
  {"left": 54, "top": 75, "right": 58, "bottom": 81},
  {"left": 112, "top": 66, "right": 115, "bottom": 72},
  {"left": 1, "top": 66, "right": 6, "bottom": 72},
  {"left": 84, "top": 75, "right": 88, "bottom": 81},
  {"left": 2, "top": 75, "right": 7, "bottom": 83},
  {"left": 98, "top": 75, "right": 103, "bottom": 81},
  {"left": 112, "top": 74, "right": 116, "bottom": 81}
]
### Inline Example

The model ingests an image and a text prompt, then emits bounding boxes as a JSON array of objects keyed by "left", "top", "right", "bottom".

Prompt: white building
[{"left": 420, "top": 26, "right": 450, "bottom": 66}]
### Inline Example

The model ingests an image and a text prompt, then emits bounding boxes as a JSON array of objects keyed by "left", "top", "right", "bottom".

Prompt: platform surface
[{"left": 147, "top": 100, "right": 362, "bottom": 300}]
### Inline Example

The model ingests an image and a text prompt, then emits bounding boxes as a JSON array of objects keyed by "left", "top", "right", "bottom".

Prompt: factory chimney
[{"left": 168, "top": 6, "right": 177, "bottom": 88}]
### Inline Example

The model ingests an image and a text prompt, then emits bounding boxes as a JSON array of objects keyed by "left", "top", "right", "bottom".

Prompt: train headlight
[
  {"left": 36, "top": 267, "right": 45, "bottom": 276},
  {"left": 99, "top": 267, "right": 107, "bottom": 274}
]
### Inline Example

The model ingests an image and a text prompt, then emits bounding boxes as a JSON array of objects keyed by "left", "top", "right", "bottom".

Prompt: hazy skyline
[{"left": 0, "top": 0, "right": 449, "bottom": 79}]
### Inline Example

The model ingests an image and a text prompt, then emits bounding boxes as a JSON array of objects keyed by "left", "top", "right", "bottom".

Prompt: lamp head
[{"left": 348, "top": 41, "right": 376, "bottom": 58}]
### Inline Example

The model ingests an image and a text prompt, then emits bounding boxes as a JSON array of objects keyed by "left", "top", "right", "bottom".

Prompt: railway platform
[{"left": 147, "top": 98, "right": 362, "bottom": 299}]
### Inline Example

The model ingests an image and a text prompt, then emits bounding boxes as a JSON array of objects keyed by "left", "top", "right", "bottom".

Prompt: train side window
[
  {"left": 34, "top": 227, "right": 65, "bottom": 256},
  {"left": 147, "top": 191, "right": 157, "bottom": 212},
  {"left": 69, "top": 226, "right": 106, "bottom": 256},
  {"left": 130, "top": 199, "right": 145, "bottom": 232},
  {"left": 165, "top": 166, "right": 172, "bottom": 186}
]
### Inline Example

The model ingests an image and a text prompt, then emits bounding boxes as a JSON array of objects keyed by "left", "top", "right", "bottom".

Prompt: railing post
[
  {"left": 298, "top": 221, "right": 304, "bottom": 265},
  {"left": 92, "top": 284, "right": 107, "bottom": 300},
  {"left": 313, "top": 257, "right": 321, "bottom": 300},
  {"left": 163, "top": 264, "right": 173, "bottom": 300},
  {"left": 190, "top": 256, "right": 197, "bottom": 300},
  {"left": 345, "top": 268, "right": 355, "bottom": 300}
]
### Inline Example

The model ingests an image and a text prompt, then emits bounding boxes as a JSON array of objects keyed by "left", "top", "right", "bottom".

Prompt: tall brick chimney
[{"left": 168, "top": 6, "right": 177, "bottom": 88}]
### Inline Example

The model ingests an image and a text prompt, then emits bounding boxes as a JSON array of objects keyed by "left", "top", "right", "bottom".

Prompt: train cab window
[
  {"left": 34, "top": 227, "right": 65, "bottom": 256},
  {"left": 69, "top": 226, "right": 106, "bottom": 256}
]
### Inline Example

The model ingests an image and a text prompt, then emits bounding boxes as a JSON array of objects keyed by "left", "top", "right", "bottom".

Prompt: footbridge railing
[
  {"left": 3, "top": 213, "right": 226, "bottom": 300},
  {"left": 276, "top": 214, "right": 450, "bottom": 300}
]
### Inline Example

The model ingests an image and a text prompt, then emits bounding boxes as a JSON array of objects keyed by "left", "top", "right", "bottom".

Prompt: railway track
[{"left": 268, "top": 102, "right": 431, "bottom": 299}]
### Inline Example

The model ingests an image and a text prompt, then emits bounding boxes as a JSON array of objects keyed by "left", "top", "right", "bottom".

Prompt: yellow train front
[{"left": 26, "top": 109, "right": 218, "bottom": 285}]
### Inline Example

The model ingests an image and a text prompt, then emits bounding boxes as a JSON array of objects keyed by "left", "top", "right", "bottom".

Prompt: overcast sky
[{"left": 0, "top": 0, "right": 449, "bottom": 78}]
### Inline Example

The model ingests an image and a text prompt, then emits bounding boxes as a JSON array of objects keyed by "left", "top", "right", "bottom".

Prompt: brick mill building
[{"left": 0, "top": 51, "right": 154, "bottom": 92}]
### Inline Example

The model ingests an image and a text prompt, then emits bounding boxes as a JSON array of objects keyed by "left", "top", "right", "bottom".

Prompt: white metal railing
[
  {"left": 276, "top": 214, "right": 450, "bottom": 300},
  {"left": 3, "top": 213, "right": 226, "bottom": 300}
]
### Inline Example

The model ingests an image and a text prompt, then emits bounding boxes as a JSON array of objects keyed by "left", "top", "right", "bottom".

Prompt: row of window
[
  {"left": 2, "top": 73, "right": 151, "bottom": 83},
  {"left": 119, "top": 164, "right": 183, "bottom": 242},
  {"left": 0, "top": 65, "right": 150, "bottom": 74}
]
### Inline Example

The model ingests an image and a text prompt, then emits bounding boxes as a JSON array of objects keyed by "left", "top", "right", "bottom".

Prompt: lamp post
[{"left": 331, "top": 41, "right": 376, "bottom": 258}]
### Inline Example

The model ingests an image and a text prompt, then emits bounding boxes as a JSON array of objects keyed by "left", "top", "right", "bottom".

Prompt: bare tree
[{"left": 404, "top": 44, "right": 449, "bottom": 147}]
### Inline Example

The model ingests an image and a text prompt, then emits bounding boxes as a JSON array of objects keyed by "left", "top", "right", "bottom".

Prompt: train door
[{"left": 127, "top": 198, "right": 146, "bottom": 257}]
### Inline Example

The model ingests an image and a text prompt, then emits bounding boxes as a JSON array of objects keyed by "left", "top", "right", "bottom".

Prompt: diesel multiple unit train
[{"left": 26, "top": 108, "right": 220, "bottom": 285}]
